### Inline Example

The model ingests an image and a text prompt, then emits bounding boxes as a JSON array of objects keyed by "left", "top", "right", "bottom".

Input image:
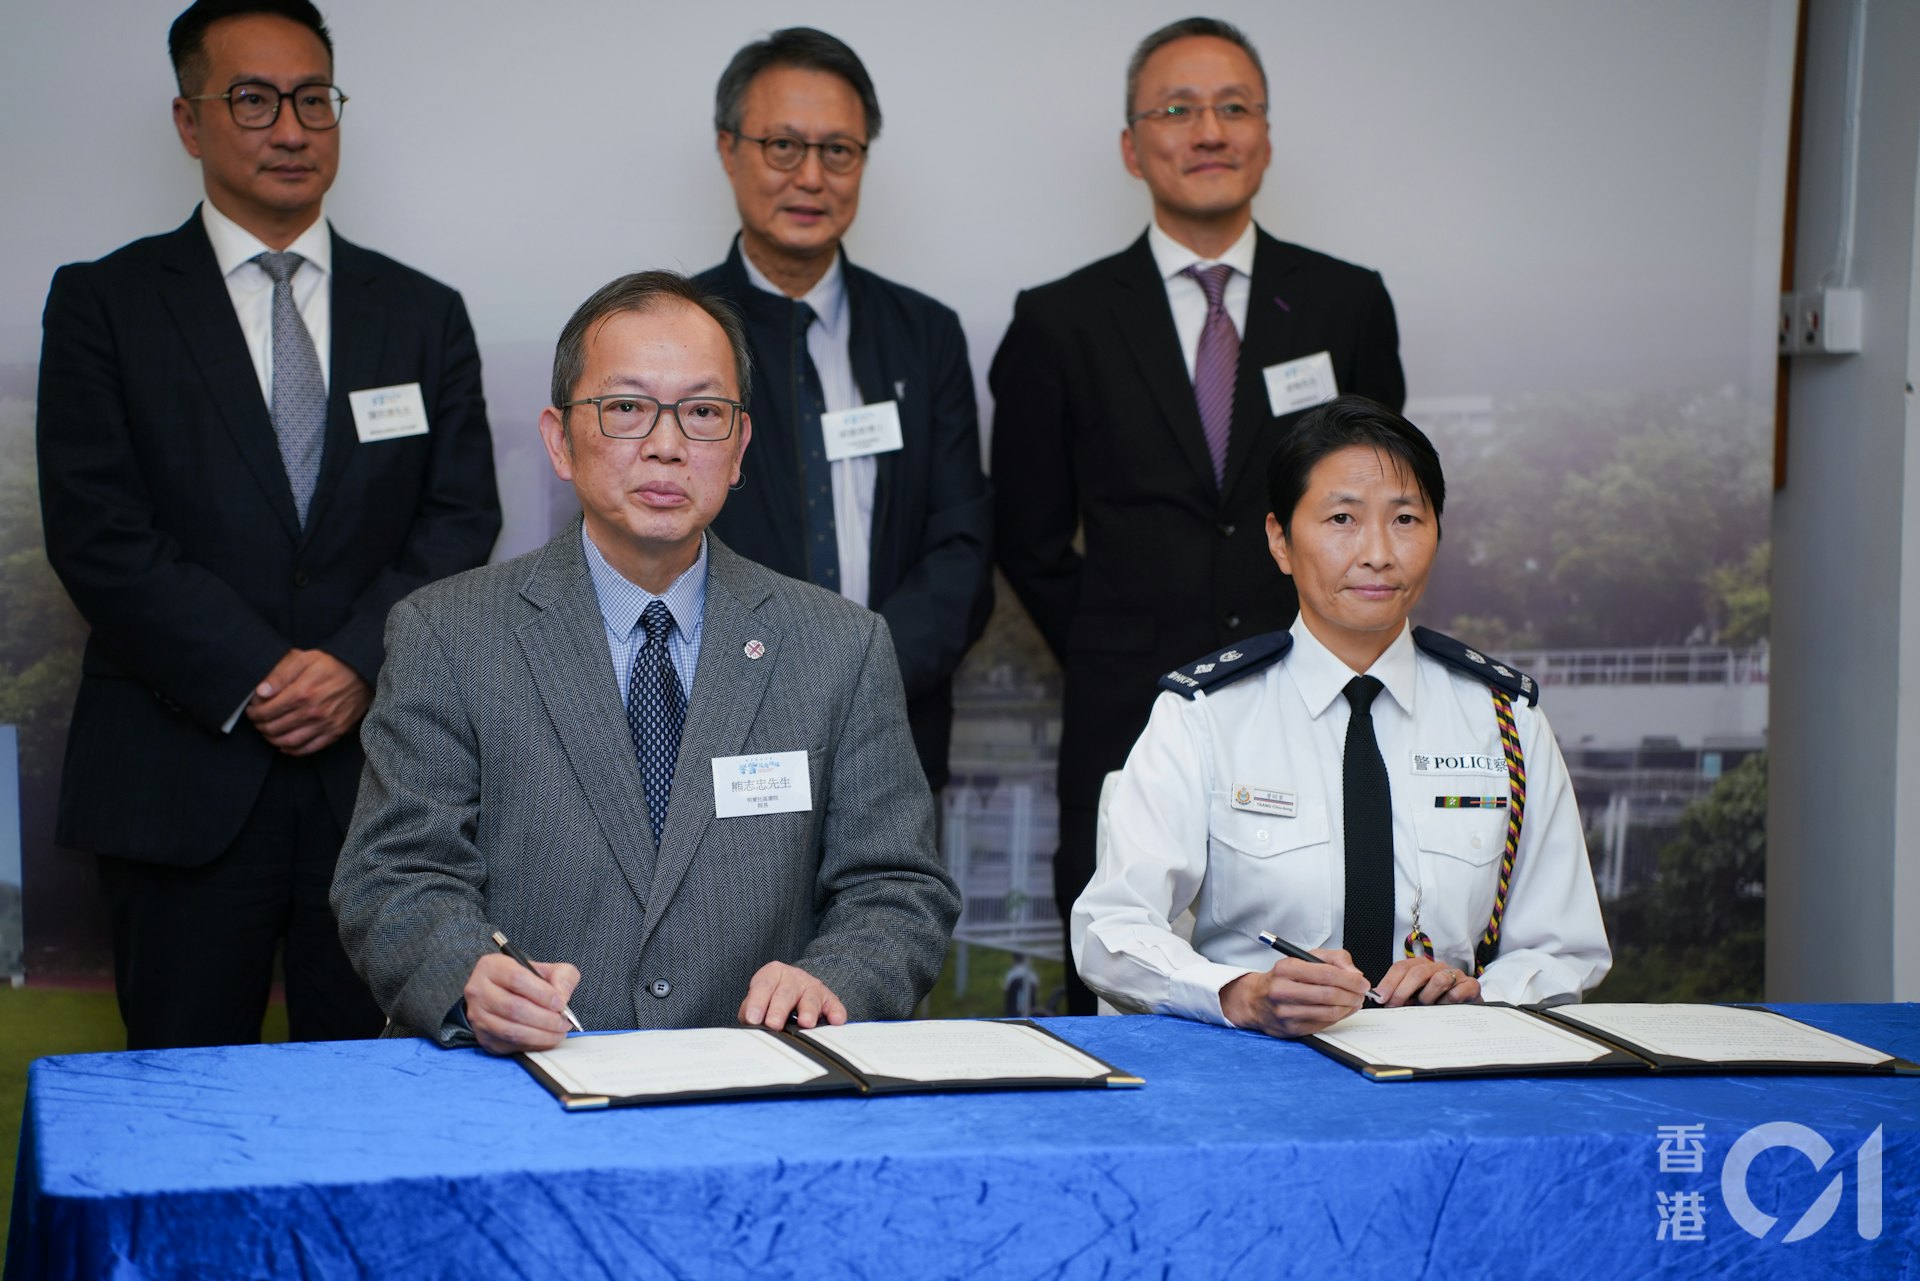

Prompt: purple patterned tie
[{"left": 1184, "top": 263, "right": 1238, "bottom": 488}]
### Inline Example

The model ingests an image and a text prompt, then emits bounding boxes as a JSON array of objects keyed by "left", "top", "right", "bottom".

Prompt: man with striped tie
[
  {"left": 990, "top": 17, "right": 1407, "bottom": 1012},
  {"left": 35, "top": 0, "right": 499, "bottom": 1049}
]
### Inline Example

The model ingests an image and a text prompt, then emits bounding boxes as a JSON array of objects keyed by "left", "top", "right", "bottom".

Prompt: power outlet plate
[{"left": 1788, "top": 287, "right": 1864, "bottom": 355}]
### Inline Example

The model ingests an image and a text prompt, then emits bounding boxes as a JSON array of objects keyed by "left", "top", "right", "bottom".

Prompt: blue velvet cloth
[{"left": 8, "top": 1006, "right": 1918, "bottom": 1279}]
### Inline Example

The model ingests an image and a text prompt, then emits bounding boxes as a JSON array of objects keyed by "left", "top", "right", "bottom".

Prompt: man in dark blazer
[
  {"left": 332, "top": 272, "right": 959, "bottom": 1052},
  {"left": 697, "top": 28, "right": 992, "bottom": 793},
  {"left": 35, "top": 0, "right": 500, "bottom": 1048},
  {"left": 989, "top": 17, "right": 1405, "bottom": 1012}
]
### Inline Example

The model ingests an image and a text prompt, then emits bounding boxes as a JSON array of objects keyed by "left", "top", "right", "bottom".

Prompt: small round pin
[{"left": 744, "top": 640, "right": 765, "bottom": 660}]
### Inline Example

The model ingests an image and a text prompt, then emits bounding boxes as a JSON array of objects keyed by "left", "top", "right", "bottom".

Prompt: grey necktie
[{"left": 253, "top": 251, "right": 326, "bottom": 525}]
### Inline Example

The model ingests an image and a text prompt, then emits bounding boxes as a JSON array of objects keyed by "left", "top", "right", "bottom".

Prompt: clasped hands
[
  {"left": 461, "top": 955, "right": 848, "bottom": 1055},
  {"left": 1221, "top": 949, "right": 1482, "bottom": 1039},
  {"left": 246, "top": 648, "right": 371, "bottom": 755}
]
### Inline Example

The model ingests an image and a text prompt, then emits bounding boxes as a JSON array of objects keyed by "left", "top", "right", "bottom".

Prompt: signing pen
[
  {"left": 1256, "top": 931, "right": 1384, "bottom": 1007},
  {"left": 492, "top": 930, "right": 585, "bottom": 1033}
]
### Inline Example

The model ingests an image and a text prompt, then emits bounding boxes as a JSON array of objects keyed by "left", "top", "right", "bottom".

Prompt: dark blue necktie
[
  {"left": 1342, "top": 675, "right": 1395, "bottom": 983},
  {"left": 793, "top": 302, "right": 839, "bottom": 591},
  {"left": 627, "top": 601, "right": 686, "bottom": 847}
]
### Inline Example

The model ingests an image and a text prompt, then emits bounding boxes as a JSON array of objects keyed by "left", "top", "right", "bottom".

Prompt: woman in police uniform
[{"left": 1071, "top": 395, "right": 1610, "bottom": 1038}]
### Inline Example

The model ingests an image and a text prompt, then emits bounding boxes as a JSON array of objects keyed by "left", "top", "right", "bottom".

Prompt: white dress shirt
[
  {"left": 1072, "top": 617, "right": 1612, "bottom": 1025},
  {"left": 200, "top": 201, "right": 332, "bottom": 401},
  {"left": 581, "top": 525, "right": 707, "bottom": 701},
  {"left": 739, "top": 251, "right": 876, "bottom": 608},
  {"left": 203, "top": 201, "right": 332, "bottom": 732},
  {"left": 1146, "top": 218, "right": 1256, "bottom": 380}
]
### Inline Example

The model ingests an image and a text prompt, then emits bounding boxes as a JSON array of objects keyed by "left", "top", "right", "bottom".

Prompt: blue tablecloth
[{"left": 8, "top": 1006, "right": 1918, "bottom": 1279}]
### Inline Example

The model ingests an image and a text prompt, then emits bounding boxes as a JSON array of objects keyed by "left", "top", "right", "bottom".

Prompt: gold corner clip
[
  {"left": 1104, "top": 1074, "right": 1147, "bottom": 1088},
  {"left": 563, "top": 1095, "right": 612, "bottom": 1110}
]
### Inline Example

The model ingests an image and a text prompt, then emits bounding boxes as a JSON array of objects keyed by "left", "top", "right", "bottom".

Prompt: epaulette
[
  {"left": 1158, "top": 631, "right": 1293, "bottom": 699},
  {"left": 1412, "top": 626, "right": 1538, "bottom": 706}
]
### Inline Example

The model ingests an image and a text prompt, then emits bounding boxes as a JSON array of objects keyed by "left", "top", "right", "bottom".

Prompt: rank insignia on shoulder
[
  {"left": 1159, "top": 631, "right": 1293, "bottom": 698},
  {"left": 1412, "top": 626, "right": 1538, "bottom": 705}
]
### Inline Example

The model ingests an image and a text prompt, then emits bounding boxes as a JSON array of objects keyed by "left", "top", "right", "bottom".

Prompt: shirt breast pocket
[
  {"left": 1415, "top": 807, "right": 1507, "bottom": 948},
  {"left": 1203, "top": 802, "right": 1332, "bottom": 940}
]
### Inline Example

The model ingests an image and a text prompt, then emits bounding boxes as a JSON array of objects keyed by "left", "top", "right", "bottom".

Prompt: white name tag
[
  {"left": 1409, "top": 752, "right": 1509, "bottom": 777},
  {"left": 349, "top": 382, "right": 430, "bottom": 442},
  {"left": 1263, "top": 351, "right": 1339, "bottom": 416},
  {"left": 819, "top": 401, "right": 904, "bottom": 462},
  {"left": 711, "top": 751, "right": 813, "bottom": 818},
  {"left": 1230, "top": 785, "right": 1297, "bottom": 818}
]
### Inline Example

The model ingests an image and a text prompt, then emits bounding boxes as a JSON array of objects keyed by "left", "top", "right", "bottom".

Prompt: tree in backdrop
[
  {"left": 1591, "top": 751, "right": 1766, "bottom": 1001},
  {"left": 1421, "top": 388, "right": 1771, "bottom": 649},
  {"left": 0, "top": 393, "right": 86, "bottom": 788}
]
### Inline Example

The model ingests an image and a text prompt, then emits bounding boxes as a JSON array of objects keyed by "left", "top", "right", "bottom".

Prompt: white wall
[
  {"left": 0, "top": 0, "right": 1793, "bottom": 554},
  {"left": 1770, "top": 0, "right": 1920, "bottom": 1002}
]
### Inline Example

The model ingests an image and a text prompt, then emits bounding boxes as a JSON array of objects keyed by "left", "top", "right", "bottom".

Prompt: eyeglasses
[
  {"left": 732, "top": 132, "right": 868, "bottom": 175},
  {"left": 186, "top": 81, "right": 348, "bottom": 130},
  {"left": 1129, "top": 101, "right": 1267, "bottom": 128},
  {"left": 560, "top": 394, "right": 745, "bottom": 441}
]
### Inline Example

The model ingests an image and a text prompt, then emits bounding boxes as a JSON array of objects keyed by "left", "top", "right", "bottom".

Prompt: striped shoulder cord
[{"left": 1473, "top": 688, "right": 1527, "bottom": 975}]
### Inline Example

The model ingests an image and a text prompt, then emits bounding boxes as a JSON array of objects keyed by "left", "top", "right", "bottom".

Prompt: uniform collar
[
  {"left": 1287, "top": 616, "right": 1417, "bottom": 719},
  {"left": 1145, "top": 217, "right": 1257, "bottom": 284},
  {"left": 739, "top": 244, "right": 849, "bottom": 339},
  {"left": 200, "top": 200, "right": 331, "bottom": 281}
]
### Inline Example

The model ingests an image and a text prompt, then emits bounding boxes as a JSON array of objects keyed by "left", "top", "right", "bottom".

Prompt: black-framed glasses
[
  {"left": 1129, "top": 101, "right": 1267, "bottom": 128},
  {"left": 559, "top": 394, "right": 744, "bottom": 441},
  {"left": 186, "top": 82, "right": 348, "bottom": 130},
  {"left": 732, "top": 132, "right": 868, "bottom": 175}
]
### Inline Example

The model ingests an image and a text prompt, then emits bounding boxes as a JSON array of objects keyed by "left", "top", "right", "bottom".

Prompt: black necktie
[
  {"left": 793, "top": 302, "right": 839, "bottom": 591},
  {"left": 1341, "top": 675, "right": 1395, "bottom": 983},
  {"left": 627, "top": 601, "right": 686, "bottom": 847}
]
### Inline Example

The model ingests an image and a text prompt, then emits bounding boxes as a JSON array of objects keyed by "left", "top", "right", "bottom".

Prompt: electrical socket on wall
[{"left": 1780, "top": 288, "right": 1863, "bottom": 355}]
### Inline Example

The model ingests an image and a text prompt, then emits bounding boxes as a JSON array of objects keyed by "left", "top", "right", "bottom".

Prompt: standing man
[
  {"left": 698, "top": 28, "right": 993, "bottom": 794},
  {"left": 332, "top": 272, "right": 959, "bottom": 1052},
  {"left": 990, "top": 18, "right": 1406, "bottom": 1011},
  {"left": 36, "top": 0, "right": 501, "bottom": 1049}
]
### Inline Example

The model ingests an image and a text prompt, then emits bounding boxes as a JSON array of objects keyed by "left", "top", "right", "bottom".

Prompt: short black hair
[
  {"left": 1125, "top": 16, "right": 1266, "bottom": 121},
  {"left": 550, "top": 271, "right": 755, "bottom": 442},
  {"left": 1267, "top": 395, "right": 1446, "bottom": 540},
  {"left": 169, "top": 0, "right": 333, "bottom": 96},
  {"left": 714, "top": 27, "right": 882, "bottom": 142}
]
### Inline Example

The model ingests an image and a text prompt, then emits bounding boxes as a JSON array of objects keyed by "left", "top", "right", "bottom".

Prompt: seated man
[
  {"left": 332, "top": 270, "right": 960, "bottom": 1054},
  {"left": 1072, "top": 395, "right": 1609, "bottom": 1037}
]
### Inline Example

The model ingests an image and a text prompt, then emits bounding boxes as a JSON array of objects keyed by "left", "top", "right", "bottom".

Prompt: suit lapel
[
  {"left": 156, "top": 215, "right": 303, "bottom": 540},
  {"left": 305, "top": 229, "right": 387, "bottom": 540},
  {"left": 1108, "top": 233, "right": 1216, "bottom": 496},
  {"left": 1221, "top": 230, "right": 1308, "bottom": 503},
  {"left": 636, "top": 538, "right": 780, "bottom": 954},
  {"left": 516, "top": 530, "right": 661, "bottom": 911}
]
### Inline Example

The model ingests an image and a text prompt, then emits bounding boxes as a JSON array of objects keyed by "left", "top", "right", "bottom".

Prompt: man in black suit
[
  {"left": 35, "top": 0, "right": 500, "bottom": 1048},
  {"left": 697, "top": 28, "right": 992, "bottom": 794},
  {"left": 989, "top": 17, "right": 1405, "bottom": 1012}
]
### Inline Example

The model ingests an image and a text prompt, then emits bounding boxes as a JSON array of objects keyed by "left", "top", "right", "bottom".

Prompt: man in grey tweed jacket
[{"left": 332, "top": 270, "right": 959, "bottom": 1052}]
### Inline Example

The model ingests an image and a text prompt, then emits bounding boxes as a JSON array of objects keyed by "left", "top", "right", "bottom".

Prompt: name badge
[
  {"left": 711, "top": 751, "right": 813, "bottom": 818},
  {"left": 1410, "top": 752, "right": 1509, "bottom": 778},
  {"left": 349, "top": 382, "right": 430, "bottom": 442},
  {"left": 1230, "top": 785, "right": 1297, "bottom": 818},
  {"left": 1263, "top": 351, "right": 1339, "bottom": 416},
  {"left": 819, "top": 401, "right": 904, "bottom": 462}
]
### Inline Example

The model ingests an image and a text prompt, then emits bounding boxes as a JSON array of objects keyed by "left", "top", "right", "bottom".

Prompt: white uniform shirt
[{"left": 1072, "top": 618, "right": 1611, "bottom": 1026}]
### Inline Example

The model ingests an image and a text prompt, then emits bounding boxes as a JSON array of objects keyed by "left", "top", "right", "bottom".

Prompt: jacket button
[
  {"left": 1224, "top": 614, "right": 1242, "bottom": 629},
  {"left": 1218, "top": 522, "right": 1236, "bottom": 537},
  {"left": 292, "top": 569, "right": 310, "bottom": 587},
  {"left": 649, "top": 979, "right": 671, "bottom": 999}
]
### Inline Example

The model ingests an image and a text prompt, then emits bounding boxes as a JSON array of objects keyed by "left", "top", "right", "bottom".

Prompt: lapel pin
[
  {"left": 1274, "top": 295, "right": 1291, "bottom": 312},
  {"left": 744, "top": 640, "right": 766, "bottom": 660}
]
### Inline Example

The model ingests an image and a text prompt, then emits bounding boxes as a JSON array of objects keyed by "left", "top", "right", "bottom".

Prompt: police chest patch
[{"left": 1410, "top": 751, "right": 1509, "bottom": 777}]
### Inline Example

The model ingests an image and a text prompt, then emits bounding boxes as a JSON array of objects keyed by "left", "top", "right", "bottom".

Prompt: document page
[
  {"left": 799, "top": 1020, "right": 1111, "bottom": 1083},
  {"left": 1313, "top": 1005, "right": 1612, "bottom": 1072},
  {"left": 525, "top": 1028, "right": 829, "bottom": 1098},
  {"left": 1549, "top": 1004, "right": 1889, "bottom": 1066}
]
